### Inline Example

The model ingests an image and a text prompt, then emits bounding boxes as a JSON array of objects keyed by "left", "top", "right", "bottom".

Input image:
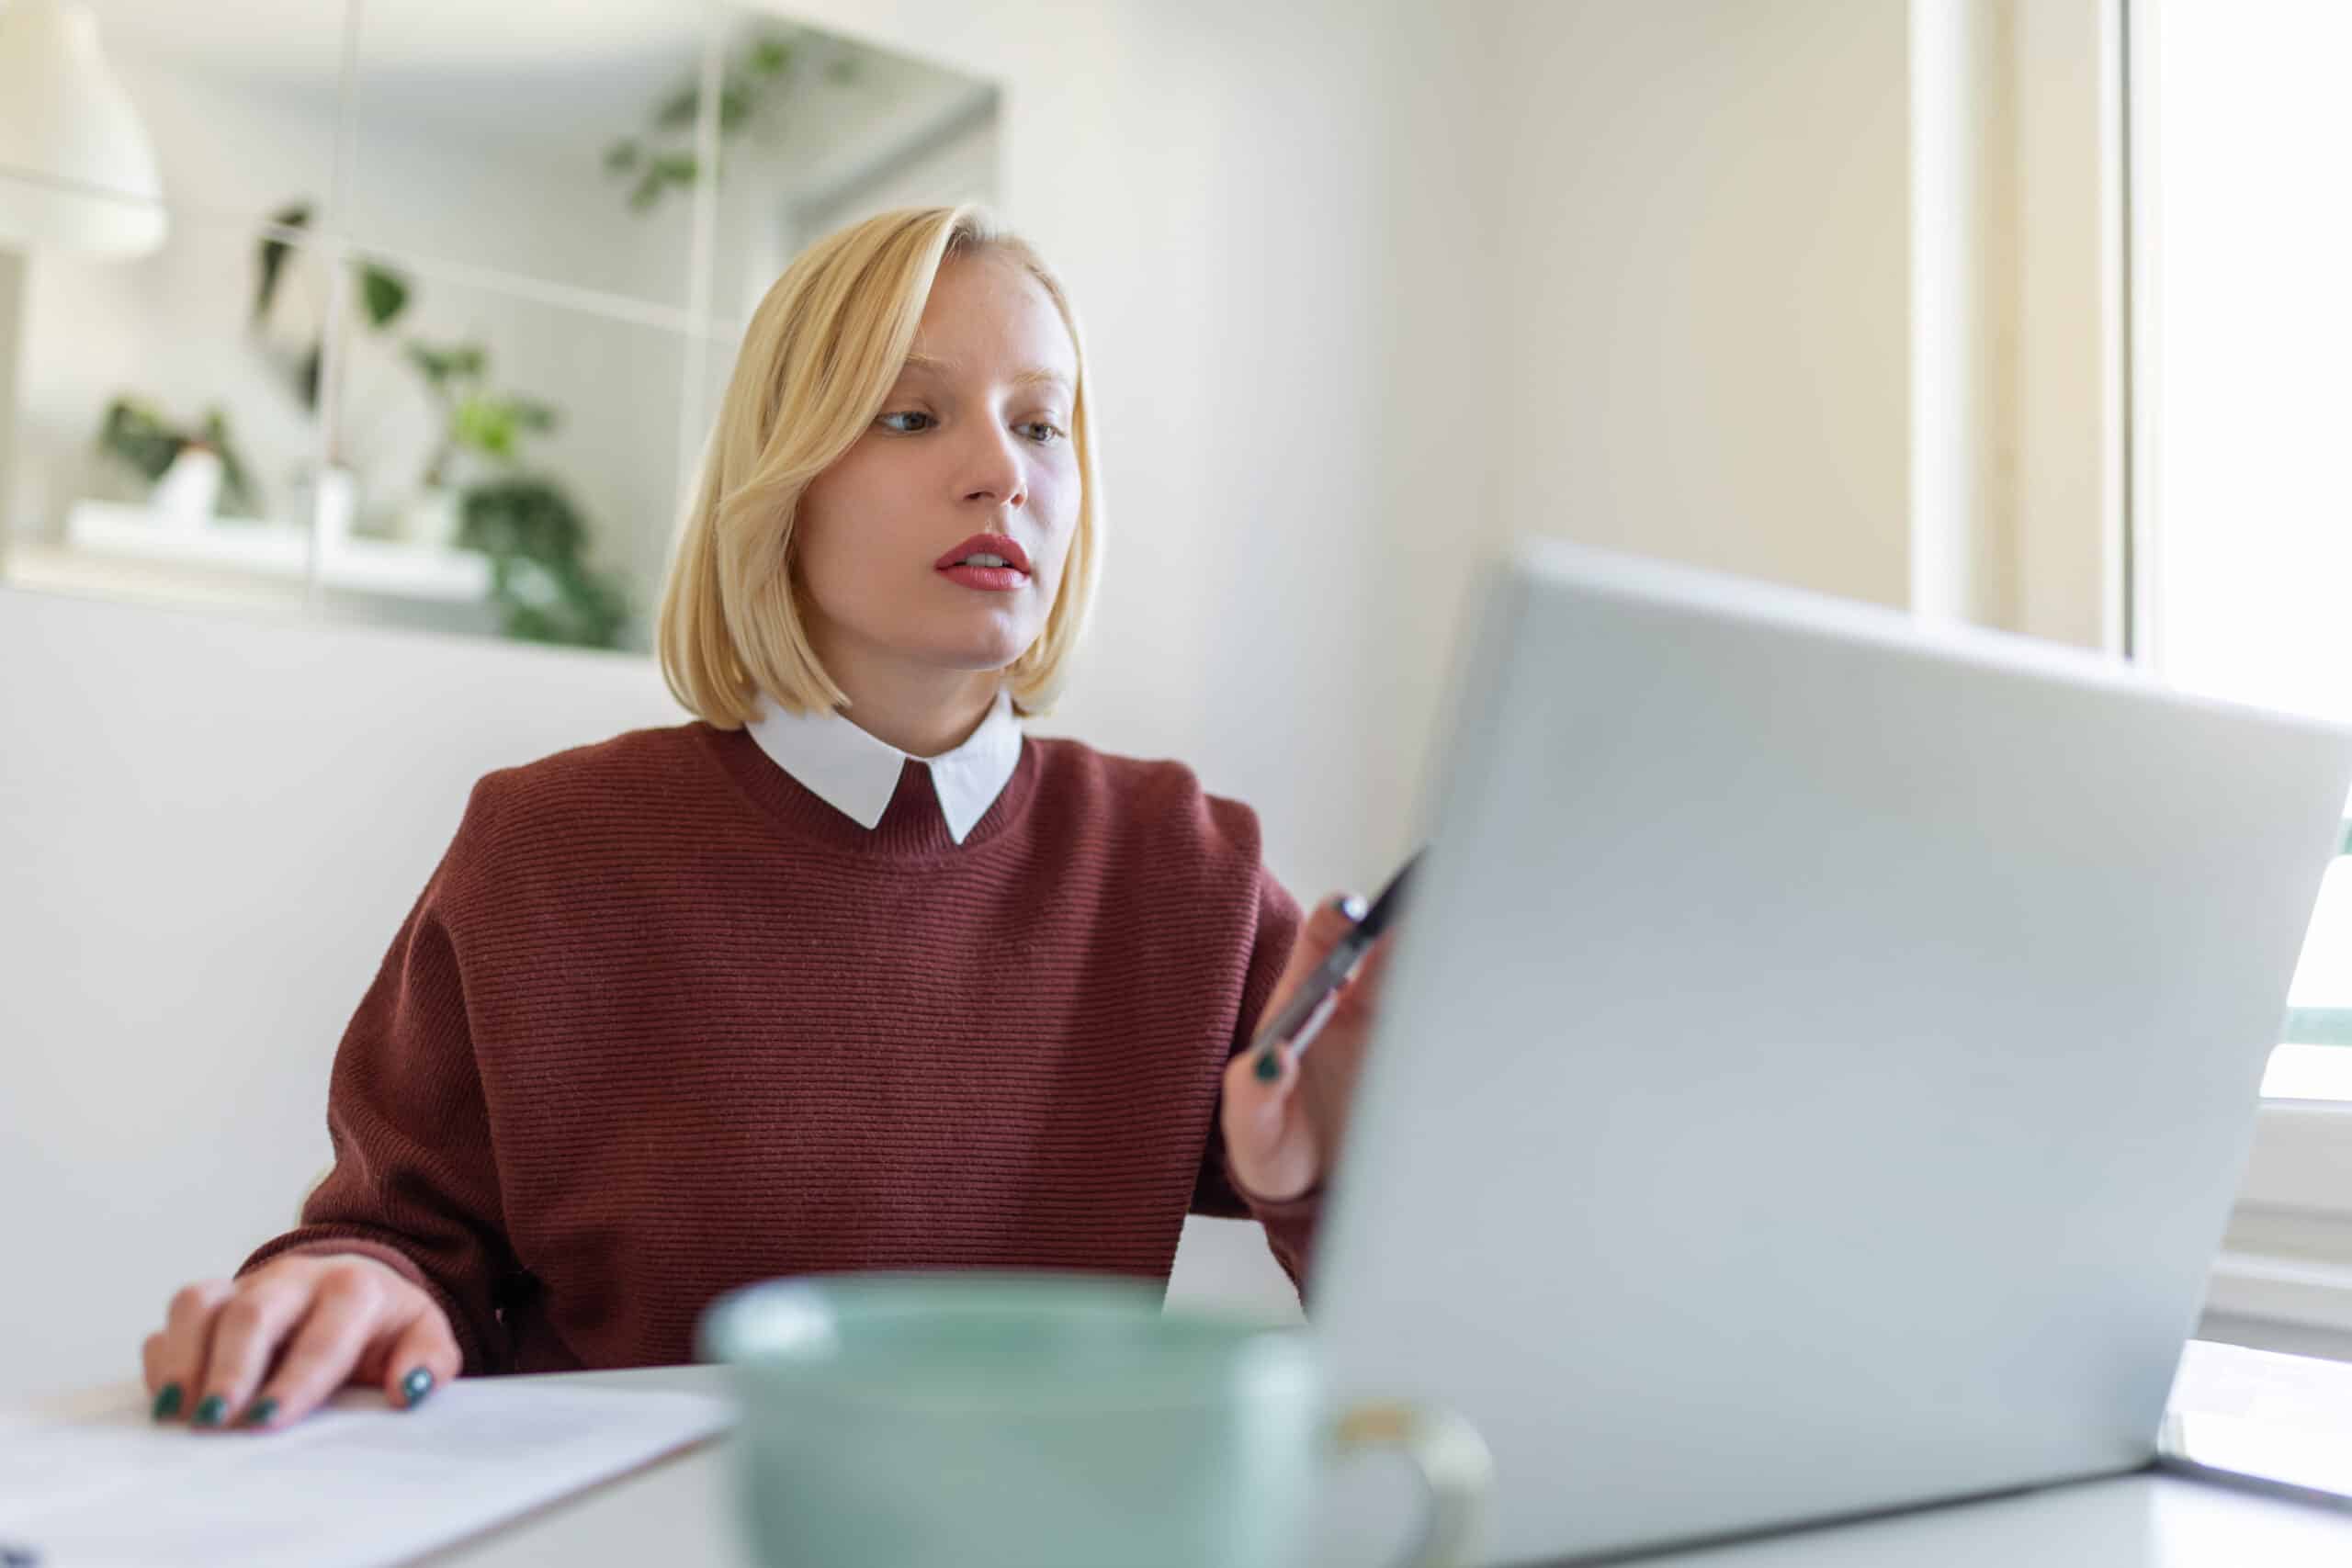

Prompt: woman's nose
[{"left": 960, "top": 426, "right": 1027, "bottom": 509}]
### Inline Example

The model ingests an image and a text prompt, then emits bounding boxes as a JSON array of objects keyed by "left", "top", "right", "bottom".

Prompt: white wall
[
  {"left": 1487, "top": 1, "right": 1913, "bottom": 609},
  {"left": 1473, "top": 0, "right": 2107, "bottom": 654},
  {"left": 0, "top": 589, "right": 684, "bottom": 1401}
]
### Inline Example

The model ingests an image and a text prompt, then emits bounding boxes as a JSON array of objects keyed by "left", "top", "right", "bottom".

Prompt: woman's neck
[{"left": 825, "top": 651, "right": 1003, "bottom": 759}]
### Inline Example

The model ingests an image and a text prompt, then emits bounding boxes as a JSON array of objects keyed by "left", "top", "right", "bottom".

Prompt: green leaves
[
  {"left": 253, "top": 202, "right": 312, "bottom": 323},
  {"left": 748, "top": 37, "right": 793, "bottom": 77},
  {"left": 653, "top": 81, "right": 702, "bottom": 132},
  {"left": 605, "top": 138, "right": 700, "bottom": 210},
  {"left": 357, "top": 265, "right": 410, "bottom": 330},
  {"left": 408, "top": 343, "right": 617, "bottom": 649},
  {"left": 404, "top": 340, "right": 487, "bottom": 389},
  {"left": 249, "top": 203, "right": 411, "bottom": 413},
  {"left": 450, "top": 393, "right": 560, "bottom": 461},
  {"left": 95, "top": 398, "right": 184, "bottom": 481},
  {"left": 623, "top": 152, "right": 701, "bottom": 213},
  {"left": 404, "top": 338, "right": 557, "bottom": 465},
  {"left": 458, "top": 478, "right": 630, "bottom": 648},
  {"left": 198, "top": 409, "right": 262, "bottom": 516},
  {"left": 604, "top": 30, "right": 808, "bottom": 216}
]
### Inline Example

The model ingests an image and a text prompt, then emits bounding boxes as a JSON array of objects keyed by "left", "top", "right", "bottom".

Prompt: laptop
[{"left": 1306, "top": 539, "right": 2352, "bottom": 1565}]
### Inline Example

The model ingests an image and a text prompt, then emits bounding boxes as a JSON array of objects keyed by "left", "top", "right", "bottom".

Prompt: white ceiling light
[{"left": 0, "top": 0, "right": 166, "bottom": 254}]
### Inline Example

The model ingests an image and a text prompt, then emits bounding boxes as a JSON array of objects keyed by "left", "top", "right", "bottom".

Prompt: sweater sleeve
[
  {"left": 235, "top": 782, "right": 523, "bottom": 1376},
  {"left": 1191, "top": 864, "right": 1325, "bottom": 1303}
]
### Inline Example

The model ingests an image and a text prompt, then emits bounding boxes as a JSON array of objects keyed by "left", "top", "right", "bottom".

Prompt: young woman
[{"left": 137, "top": 205, "right": 1395, "bottom": 1434}]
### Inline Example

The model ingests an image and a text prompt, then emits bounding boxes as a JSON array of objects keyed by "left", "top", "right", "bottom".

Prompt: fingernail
[
  {"left": 151, "top": 1382, "right": 184, "bottom": 1422},
  {"left": 240, "top": 1397, "right": 278, "bottom": 1429},
  {"left": 401, "top": 1367, "right": 435, "bottom": 1409},
  {"left": 1339, "top": 894, "right": 1368, "bottom": 922},
  {"left": 1254, "top": 1046, "right": 1284, "bottom": 1083},
  {"left": 192, "top": 1393, "right": 228, "bottom": 1428}
]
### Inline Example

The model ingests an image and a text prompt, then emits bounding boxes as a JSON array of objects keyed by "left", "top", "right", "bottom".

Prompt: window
[{"left": 2130, "top": 0, "right": 2352, "bottom": 1103}]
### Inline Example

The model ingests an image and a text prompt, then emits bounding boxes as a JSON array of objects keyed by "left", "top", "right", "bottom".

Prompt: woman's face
[{"left": 794, "top": 251, "right": 1082, "bottom": 688}]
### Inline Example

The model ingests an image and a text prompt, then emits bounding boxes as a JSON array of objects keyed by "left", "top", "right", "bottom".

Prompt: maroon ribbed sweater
[{"left": 236, "top": 722, "right": 1317, "bottom": 1375}]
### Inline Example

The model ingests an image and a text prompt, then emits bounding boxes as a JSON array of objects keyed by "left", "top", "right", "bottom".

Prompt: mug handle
[{"left": 1330, "top": 1400, "right": 1494, "bottom": 1568}]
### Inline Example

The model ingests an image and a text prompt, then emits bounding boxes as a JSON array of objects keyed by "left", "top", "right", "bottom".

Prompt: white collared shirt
[{"left": 744, "top": 686, "right": 1023, "bottom": 845}]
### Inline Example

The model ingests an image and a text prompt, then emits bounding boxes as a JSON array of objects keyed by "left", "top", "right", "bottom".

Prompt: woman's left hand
[{"left": 1220, "top": 892, "right": 1398, "bottom": 1202}]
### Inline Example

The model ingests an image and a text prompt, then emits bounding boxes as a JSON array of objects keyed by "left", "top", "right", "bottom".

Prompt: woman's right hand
[{"left": 141, "top": 1252, "right": 462, "bottom": 1432}]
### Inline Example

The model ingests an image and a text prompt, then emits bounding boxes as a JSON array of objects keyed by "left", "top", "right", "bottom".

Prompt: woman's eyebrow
[{"left": 900, "top": 352, "right": 1072, "bottom": 395}]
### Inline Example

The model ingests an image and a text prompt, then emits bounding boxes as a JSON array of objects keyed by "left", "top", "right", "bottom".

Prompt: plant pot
[
  {"left": 313, "top": 465, "right": 356, "bottom": 551},
  {"left": 287, "top": 463, "right": 358, "bottom": 553},
  {"left": 151, "top": 446, "right": 222, "bottom": 529}
]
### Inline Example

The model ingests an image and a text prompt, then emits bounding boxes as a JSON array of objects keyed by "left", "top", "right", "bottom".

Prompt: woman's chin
[
  {"left": 921, "top": 636, "right": 1035, "bottom": 676},
  {"left": 925, "top": 618, "right": 1041, "bottom": 674}
]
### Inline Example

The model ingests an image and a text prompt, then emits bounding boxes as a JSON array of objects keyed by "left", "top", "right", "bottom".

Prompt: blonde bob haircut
[{"left": 658, "top": 203, "right": 1102, "bottom": 728}]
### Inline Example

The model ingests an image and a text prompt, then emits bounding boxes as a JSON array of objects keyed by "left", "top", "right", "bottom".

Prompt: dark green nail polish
[
  {"left": 240, "top": 1398, "right": 278, "bottom": 1428},
  {"left": 401, "top": 1366, "right": 435, "bottom": 1408},
  {"left": 192, "top": 1394, "right": 228, "bottom": 1428},
  {"left": 1254, "top": 1047, "right": 1283, "bottom": 1082},
  {"left": 151, "top": 1382, "right": 184, "bottom": 1421}
]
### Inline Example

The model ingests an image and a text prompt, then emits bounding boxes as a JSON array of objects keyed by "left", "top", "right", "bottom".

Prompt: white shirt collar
[{"left": 745, "top": 687, "right": 1023, "bottom": 845}]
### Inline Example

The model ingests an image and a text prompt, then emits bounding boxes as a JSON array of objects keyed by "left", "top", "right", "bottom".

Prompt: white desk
[{"left": 36, "top": 1341, "right": 2352, "bottom": 1566}]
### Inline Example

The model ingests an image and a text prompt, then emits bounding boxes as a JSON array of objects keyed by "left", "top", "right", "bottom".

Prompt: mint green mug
[{"left": 698, "top": 1272, "right": 1490, "bottom": 1568}]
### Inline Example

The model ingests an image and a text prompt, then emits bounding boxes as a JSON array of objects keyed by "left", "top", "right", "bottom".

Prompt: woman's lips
[{"left": 937, "top": 564, "right": 1027, "bottom": 592}]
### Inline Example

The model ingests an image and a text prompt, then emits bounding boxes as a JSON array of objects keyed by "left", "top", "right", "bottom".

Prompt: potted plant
[
  {"left": 237, "top": 197, "right": 628, "bottom": 647},
  {"left": 92, "top": 398, "right": 260, "bottom": 525},
  {"left": 458, "top": 477, "right": 630, "bottom": 649},
  {"left": 398, "top": 338, "right": 629, "bottom": 649},
  {"left": 398, "top": 340, "right": 559, "bottom": 549},
  {"left": 251, "top": 202, "right": 412, "bottom": 549}
]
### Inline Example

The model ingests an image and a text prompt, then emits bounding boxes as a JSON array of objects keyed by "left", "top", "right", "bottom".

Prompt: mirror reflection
[{"left": 0, "top": 2, "right": 1000, "bottom": 652}]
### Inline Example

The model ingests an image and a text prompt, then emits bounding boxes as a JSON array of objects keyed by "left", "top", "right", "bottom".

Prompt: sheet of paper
[{"left": 0, "top": 1381, "right": 734, "bottom": 1567}]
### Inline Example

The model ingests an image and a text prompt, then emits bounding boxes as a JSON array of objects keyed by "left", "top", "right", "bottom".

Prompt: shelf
[{"left": 60, "top": 501, "right": 492, "bottom": 604}]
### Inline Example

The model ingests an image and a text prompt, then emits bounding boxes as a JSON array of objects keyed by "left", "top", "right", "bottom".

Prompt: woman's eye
[{"left": 877, "top": 410, "right": 1061, "bottom": 443}]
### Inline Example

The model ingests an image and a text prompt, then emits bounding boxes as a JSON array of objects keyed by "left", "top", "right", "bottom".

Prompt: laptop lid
[{"left": 1309, "top": 540, "right": 2352, "bottom": 1565}]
